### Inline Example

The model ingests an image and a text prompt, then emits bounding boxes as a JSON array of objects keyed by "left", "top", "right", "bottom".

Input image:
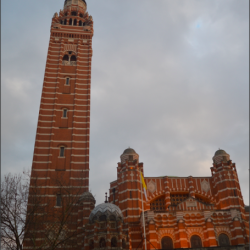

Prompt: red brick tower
[
  {"left": 25, "top": 0, "right": 94, "bottom": 248},
  {"left": 30, "top": 0, "right": 93, "bottom": 197}
]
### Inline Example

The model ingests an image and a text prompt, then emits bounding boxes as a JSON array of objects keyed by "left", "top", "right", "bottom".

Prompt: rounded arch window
[
  {"left": 111, "top": 237, "right": 117, "bottom": 247},
  {"left": 161, "top": 236, "right": 173, "bottom": 249},
  {"left": 63, "top": 55, "right": 69, "bottom": 61},
  {"left": 99, "top": 238, "right": 106, "bottom": 248},
  {"left": 219, "top": 233, "right": 230, "bottom": 246},
  {"left": 71, "top": 11, "right": 77, "bottom": 16},
  {"left": 80, "top": 13, "right": 83, "bottom": 18},
  {"left": 99, "top": 215, "right": 106, "bottom": 221},
  {"left": 69, "top": 19, "right": 72, "bottom": 25},
  {"left": 89, "top": 240, "right": 94, "bottom": 250},
  {"left": 122, "top": 239, "right": 126, "bottom": 249},
  {"left": 71, "top": 55, "right": 77, "bottom": 62},
  {"left": 190, "top": 235, "right": 202, "bottom": 248},
  {"left": 109, "top": 215, "right": 116, "bottom": 221},
  {"left": 79, "top": 20, "right": 82, "bottom": 26},
  {"left": 64, "top": 19, "right": 67, "bottom": 25},
  {"left": 73, "top": 19, "right": 77, "bottom": 26}
]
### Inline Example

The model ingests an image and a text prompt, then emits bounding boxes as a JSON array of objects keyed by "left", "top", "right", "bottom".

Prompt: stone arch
[
  {"left": 111, "top": 236, "right": 118, "bottom": 247},
  {"left": 215, "top": 228, "right": 232, "bottom": 243},
  {"left": 99, "top": 237, "right": 106, "bottom": 248},
  {"left": 190, "top": 235, "right": 202, "bottom": 248},
  {"left": 186, "top": 227, "right": 204, "bottom": 247},
  {"left": 218, "top": 233, "right": 231, "bottom": 246},
  {"left": 161, "top": 236, "right": 173, "bottom": 249},
  {"left": 158, "top": 229, "right": 175, "bottom": 246}
]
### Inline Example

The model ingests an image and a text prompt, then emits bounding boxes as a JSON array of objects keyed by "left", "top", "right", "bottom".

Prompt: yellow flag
[{"left": 140, "top": 172, "right": 147, "bottom": 201}]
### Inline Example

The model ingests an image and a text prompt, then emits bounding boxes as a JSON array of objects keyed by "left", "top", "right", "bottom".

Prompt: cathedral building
[{"left": 25, "top": 0, "right": 249, "bottom": 250}]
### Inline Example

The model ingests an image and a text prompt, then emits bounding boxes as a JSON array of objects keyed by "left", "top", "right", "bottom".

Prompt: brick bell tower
[
  {"left": 31, "top": 0, "right": 93, "bottom": 192},
  {"left": 26, "top": 0, "right": 94, "bottom": 246}
]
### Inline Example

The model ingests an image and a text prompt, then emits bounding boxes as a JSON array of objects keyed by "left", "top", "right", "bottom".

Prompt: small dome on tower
[
  {"left": 80, "top": 191, "right": 95, "bottom": 202},
  {"left": 212, "top": 149, "right": 230, "bottom": 164},
  {"left": 89, "top": 203, "right": 123, "bottom": 223},
  {"left": 123, "top": 148, "right": 136, "bottom": 154},
  {"left": 120, "top": 147, "right": 139, "bottom": 164}
]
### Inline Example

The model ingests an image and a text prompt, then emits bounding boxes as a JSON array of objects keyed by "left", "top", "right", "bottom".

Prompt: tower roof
[
  {"left": 64, "top": 0, "right": 86, "bottom": 5},
  {"left": 123, "top": 148, "right": 137, "bottom": 154},
  {"left": 89, "top": 203, "right": 123, "bottom": 223}
]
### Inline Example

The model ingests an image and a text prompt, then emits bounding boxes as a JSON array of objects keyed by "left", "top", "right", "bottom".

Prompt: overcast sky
[{"left": 2, "top": 0, "right": 249, "bottom": 206}]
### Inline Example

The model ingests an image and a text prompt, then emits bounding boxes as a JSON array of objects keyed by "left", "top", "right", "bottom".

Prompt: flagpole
[{"left": 140, "top": 172, "right": 147, "bottom": 250}]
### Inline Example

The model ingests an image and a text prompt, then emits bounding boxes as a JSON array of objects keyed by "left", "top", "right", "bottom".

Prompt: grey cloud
[{"left": 2, "top": 0, "right": 249, "bottom": 205}]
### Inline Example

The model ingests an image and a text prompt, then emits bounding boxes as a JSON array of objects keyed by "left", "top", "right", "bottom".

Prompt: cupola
[
  {"left": 120, "top": 147, "right": 139, "bottom": 164},
  {"left": 89, "top": 203, "right": 123, "bottom": 223},
  {"left": 64, "top": 0, "right": 87, "bottom": 11},
  {"left": 212, "top": 149, "right": 230, "bottom": 164}
]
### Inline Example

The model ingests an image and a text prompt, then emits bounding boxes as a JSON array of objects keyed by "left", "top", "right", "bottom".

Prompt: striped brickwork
[
  {"left": 109, "top": 150, "right": 249, "bottom": 249},
  {"left": 25, "top": 1, "right": 94, "bottom": 249}
]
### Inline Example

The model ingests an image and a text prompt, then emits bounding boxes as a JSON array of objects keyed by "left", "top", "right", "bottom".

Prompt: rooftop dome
[
  {"left": 80, "top": 191, "right": 95, "bottom": 201},
  {"left": 213, "top": 149, "right": 230, "bottom": 164},
  {"left": 64, "top": 0, "right": 86, "bottom": 5},
  {"left": 89, "top": 203, "right": 123, "bottom": 223},
  {"left": 123, "top": 148, "right": 136, "bottom": 154},
  {"left": 214, "top": 149, "right": 227, "bottom": 156}
]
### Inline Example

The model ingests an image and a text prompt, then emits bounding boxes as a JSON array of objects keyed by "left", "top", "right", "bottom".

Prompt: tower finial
[{"left": 105, "top": 192, "right": 108, "bottom": 203}]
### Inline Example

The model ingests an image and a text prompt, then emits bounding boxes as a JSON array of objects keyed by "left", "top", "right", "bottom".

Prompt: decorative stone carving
[
  {"left": 201, "top": 180, "right": 210, "bottom": 192},
  {"left": 147, "top": 180, "right": 156, "bottom": 193}
]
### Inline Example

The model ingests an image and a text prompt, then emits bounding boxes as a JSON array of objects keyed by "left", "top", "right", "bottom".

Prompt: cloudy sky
[{"left": 2, "top": 0, "right": 249, "bottom": 205}]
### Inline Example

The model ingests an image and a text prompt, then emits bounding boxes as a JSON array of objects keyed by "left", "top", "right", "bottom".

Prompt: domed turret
[
  {"left": 212, "top": 149, "right": 230, "bottom": 164},
  {"left": 64, "top": 0, "right": 87, "bottom": 11},
  {"left": 89, "top": 203, "right": 123, "bottom": 223},
  {"left": 80, "top": 191, "right": 95, "bottom": 202},
  {"left": 120, "top": 147, "right": 139, "bottom": 164}
]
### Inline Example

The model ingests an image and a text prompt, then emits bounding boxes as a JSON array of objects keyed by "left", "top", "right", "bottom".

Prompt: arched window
[
  {"left": 219, "top": 234, "right": 230, "bottom": 246},
  {"left": 63, "top": 55, "right": 69, "bottom": 61},
  {"left": 99, "top": 215, "right": 106, "bottom": 221},
  {"left": 161, "top": 236, "right": 173, "bottom": 249},
  {"left": 71, "top": 55, "right": 77, "bottom": 61},
  {"left": 79, "top": 20, "right": 82, "bottom": 26},
  {"left": 83, "top": 22, "right": 86, "bottom": 26},
  {"left": 62, "top": 109, "right": 67, "bottom": 118},
  {"left": 60, "top": 20, "right": 63, "bottom": 24},
  {"left": 69, "top": 18, "right": 72, "bottom": 25},
  {"left": 59, "top": 147, "right": 65, "bottom": 157},
  {"left": 64, "top": 19, "right": 67, "bottom": 25},
  {"left": 71, "top": 11, "right": 77, "bottom": 16},
  {"left": 111, "top": 237, "right": 117, "bottom": 247},
  {"left": 89, "top": 240, "right": 94, "bottom": 250},
  {"left": 191, "top": 235, "right": 202, "bottom": 248},
  {"left": 122, "top": 239, "right": 126, "bottom": 249},
  {"left": 70, "top": 55, "right": 76, "bottom": 61},
  {"left": 56, "top": 194, "right": 62, "bottom": 206},
  {"left": 109, "top": 215, "right": 116, "bottom": 221},
  {"left": 73, "top": 19, "right": 77, "bottom": 26},
  {"left": 80, "top": 13, "right": 83, "bottom": 18},
  {"left": 65, "top": 77, "right": 70, "bottom": 85},
  {"left": 99, "top": 238, "right": 106, "bottom": 248}
]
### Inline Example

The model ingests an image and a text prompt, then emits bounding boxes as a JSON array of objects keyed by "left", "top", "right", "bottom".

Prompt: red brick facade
[
  {"left": 25, "top": 1, "right": 249, "bottom": 250},
  {"left": 109, "top": 148, "right": 249, "bottom": 249}
]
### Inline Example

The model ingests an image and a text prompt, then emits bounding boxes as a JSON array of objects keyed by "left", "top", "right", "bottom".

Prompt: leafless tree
[{"left": 1, "top": 172, "right": 87, "bottom": 250}]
